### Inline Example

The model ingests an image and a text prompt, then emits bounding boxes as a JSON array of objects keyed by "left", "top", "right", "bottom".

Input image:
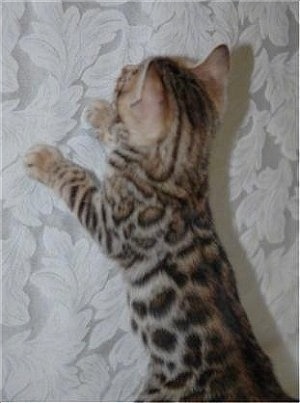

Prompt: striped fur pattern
[{"left": 25, "top": 45, "right": 292, "bottom": 401}]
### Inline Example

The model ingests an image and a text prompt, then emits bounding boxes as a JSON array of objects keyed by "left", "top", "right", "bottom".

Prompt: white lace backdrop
[{"left": 2, "top": 1, "right": 298, "bottom": 401}]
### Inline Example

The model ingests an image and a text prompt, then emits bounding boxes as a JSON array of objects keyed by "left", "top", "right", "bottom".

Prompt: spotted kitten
[{"left": 25, "top": 45, "right": 293, "bottom": 401}]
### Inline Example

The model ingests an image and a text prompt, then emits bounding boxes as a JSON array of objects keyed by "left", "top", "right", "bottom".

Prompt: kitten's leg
[
  {"left": 24, "top": 145, "right": 115, "bottom": 255},
  {"left": 83, "top": 100, "right": 116, "bottom": 143}
]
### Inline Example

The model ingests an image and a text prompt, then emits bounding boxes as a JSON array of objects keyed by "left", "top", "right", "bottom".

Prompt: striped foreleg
[{"left": 24, "top": 144, "right": 113, "bottom": 254}]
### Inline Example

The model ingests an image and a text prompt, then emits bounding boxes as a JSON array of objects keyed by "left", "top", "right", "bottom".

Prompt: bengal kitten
[{"left": 25, "top": 45, "right": 293, "bottom": 401}]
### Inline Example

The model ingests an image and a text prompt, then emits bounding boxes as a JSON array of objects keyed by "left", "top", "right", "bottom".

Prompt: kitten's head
[{"left": 115, "top": 45, "right": 230, "bottom": 148}]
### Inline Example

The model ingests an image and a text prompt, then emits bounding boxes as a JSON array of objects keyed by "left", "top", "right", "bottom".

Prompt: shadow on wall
[{"left": 209, "top": 45, "right": 298, "bottom": 398}]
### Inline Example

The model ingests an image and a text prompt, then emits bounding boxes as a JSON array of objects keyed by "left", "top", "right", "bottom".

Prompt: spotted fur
[{"left": 25, "top": 45, "right": 293, "bottom": 401}]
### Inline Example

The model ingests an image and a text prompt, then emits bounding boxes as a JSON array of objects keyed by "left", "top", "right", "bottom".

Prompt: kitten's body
[{"left": 25, "top": 46, "right": 293, "bottom": 401}]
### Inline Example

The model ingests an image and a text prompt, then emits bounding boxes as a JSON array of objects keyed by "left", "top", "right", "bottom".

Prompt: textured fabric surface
[{"left": 2, "top": 1, "right": 298, "bottom": 401}]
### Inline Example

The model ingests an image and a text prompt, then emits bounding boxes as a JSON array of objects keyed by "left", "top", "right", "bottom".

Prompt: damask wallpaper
[{"left": 2, "top": 1, "right": 298, "bottom": 401}]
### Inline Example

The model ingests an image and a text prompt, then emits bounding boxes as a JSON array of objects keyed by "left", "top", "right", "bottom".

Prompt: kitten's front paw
[
  {"left": 82, "top": 100, "right": 115, "bottom": 130},
  {"left": 24, "top": 144, "right": 64, "bottom": 184},
  {"left": 82, "top": 100, "right": 116, "bottom": 144}
]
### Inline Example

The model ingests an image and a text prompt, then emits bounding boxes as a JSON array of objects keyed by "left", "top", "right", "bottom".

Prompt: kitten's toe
[
  {"left": 24, "top": 144, "right": 63, "bottom": 184},
  {"left": 82, "top": 100, "right": 115, "bottom": 130}
]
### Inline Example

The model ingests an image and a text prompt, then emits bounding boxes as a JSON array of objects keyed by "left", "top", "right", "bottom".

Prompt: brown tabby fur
[{"left": 25, "top": 45, "right": 294, "bottom": 401}]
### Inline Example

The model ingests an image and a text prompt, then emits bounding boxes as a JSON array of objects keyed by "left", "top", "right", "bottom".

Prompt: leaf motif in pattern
[
  {"left": 88, "top": 273, "right": 129, "bottom": 349},
  {"left": 209, "top": 1, "right": 239, "bottom": 48},
  {"left": 262, "top": 243, "right": 297, "bottom": 323},
  {"left": 247, "top": 48, "right": 297, "bottom": 161},
  {"left": 287, "top": 189, "right": 298, "bottom": 222},
  {"left": 230, "top": 100, "right": 269, "bottom": 200},
  {"left": 67, "top": 133, "right": 107, "bottom": 180},
  {"left": 3, "top": 306, "right": 90, "bottom": 401},
  {"left": 82, "top": 12, "right": 151, "bottom": 99},
  {"left": 3, "top": 75, "right": 82, "bottom": 226},
  {"left": 1, "top": 2, "right": 25, "bottom": 92},
  {"left": 2, "top": 99, "right": 24, "bottom": 169},
  {"left": 3, "top": 159, "right": 55, "bottom": 227},
  {"left": 2, "top": 224, "right": 36, "bottom": 326},
  {"left": 267, "top": 98, "right": 298, "bottom": 162},
  {"left": 239, "top": 23, "right": 263, "bottom": 55},
  {"left": 3, "top": 76, "right": 82, "bottom": 170},
  {"left": 31, "top": 1, "right": 65, "bottom": 29},
  {"left": 141, "top": 2, "right": 214, "bottom": 58},
  {"left": 265, "top": 52, "right": 298, "bottom": 161},
  {"left": 288, "top": 2, "right": 299, "bottom": 23},
  {"left": 237, "top": 3, "right": 290, "bottom": 46},
  {"left": 109, "top": 332, "right": 148, "bottom": 371},
  {"left": 20, "top": 4, "right": 127, "bottom": 86},
  {"left": 265, "top": 52, "right": 296, "bottom": 114},
  {"left": 64, "top": 354, "right": 110, "bottom": 401},
  {"left": 249, "top": 47, "right": 270, "bottom": 93},
  {"left": 236, "top": 159, "right": 293, "bottom": 244},
  {"left": 82, "top": 47, "right": 122, "bottom": 100},
  {"left": 31, "top": 227, "right": 111, "bottom": 310},
  {"left": 240, "top": 227, "right": 261, "bottom": 261}
]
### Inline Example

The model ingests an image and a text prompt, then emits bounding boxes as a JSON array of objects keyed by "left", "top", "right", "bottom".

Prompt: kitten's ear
[{"left": 191, "top": 44, "right": 230, "bottom": 115}]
